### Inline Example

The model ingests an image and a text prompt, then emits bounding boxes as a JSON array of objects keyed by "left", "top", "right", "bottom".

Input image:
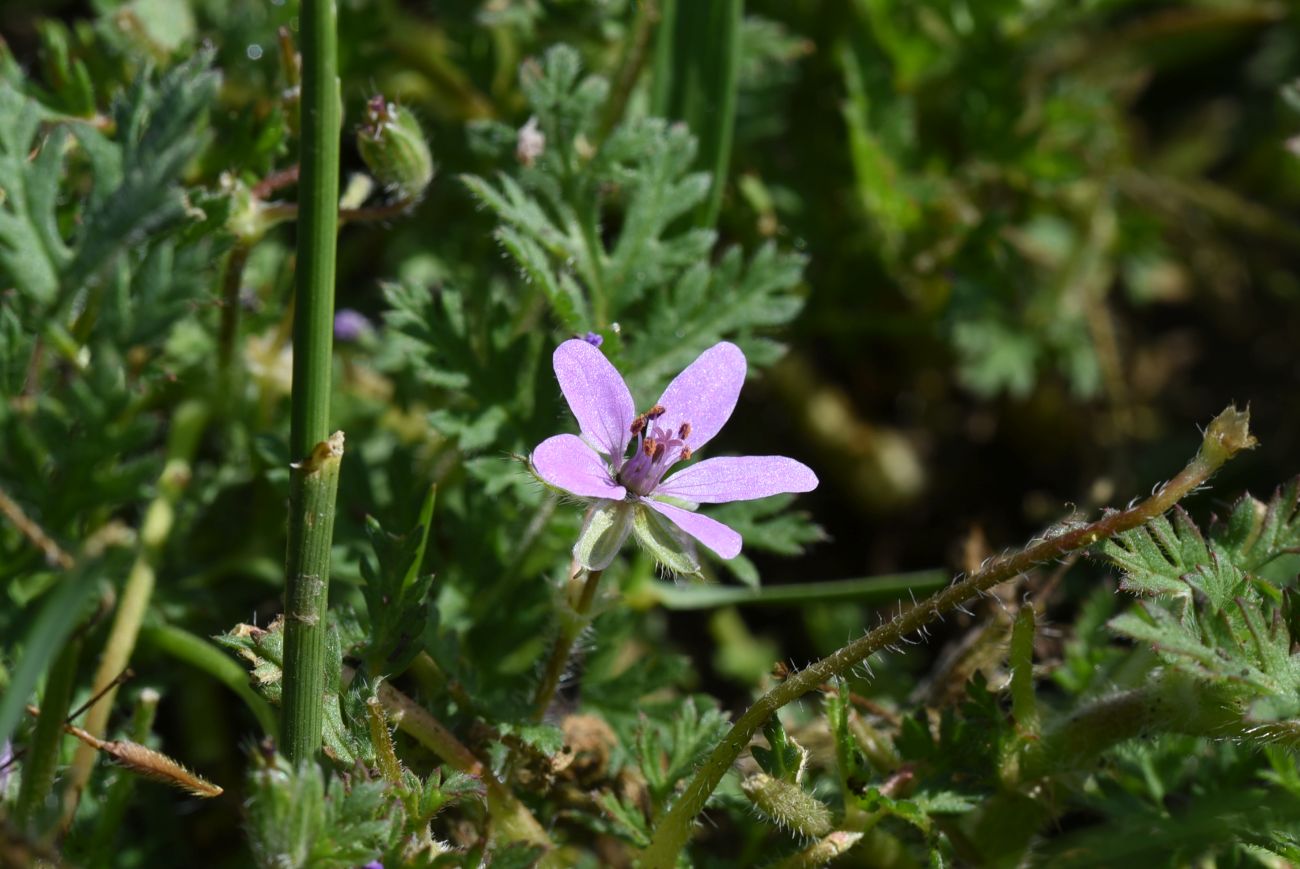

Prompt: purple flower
[
  {"left": 582, "top": 331, "right": 603, "bottom": 347},
  {"left": 334, "top": 308, "right": 373, "bottom": 342},
  {"left": 531, "top": 340, "right": 818, "bottom": 573}
]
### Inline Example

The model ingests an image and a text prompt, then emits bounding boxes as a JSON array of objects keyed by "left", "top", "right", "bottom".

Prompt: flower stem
[
  {"left": 531, "top": 568, "right": 604, "bottom": 721},
  {"left": 60, "top": 400, "right": 208, "bottom": 830},
  {"left": 280, "top": 433, "right": 344, "bottom": 763},
  {"left": 280, "top": 0, "right": 342, "bottom": 765},
  {"left": 640, "top": 406, "right": 1257, "bottom": 867},
  {"left": 288, "top": 0, "right": 340, "bottom": 459}
]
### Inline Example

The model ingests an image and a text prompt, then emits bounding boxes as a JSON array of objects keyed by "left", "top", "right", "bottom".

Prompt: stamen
[
  {"left": 647, "top": 404, "right": 666, "bottom": 420},
  {"left": 643, "top": 438, "right": 657, "bottom": 456},
  {"left": 681, "top": 446, "right": 692, "bottom": 461},
  {"left": 651, "top": 441, "right": 666, "bottom": 460},
  {"left": 678, "top": 422, "right": 691, "bottom": 440},
  {"left": 630, "top": 415, "right": 646, "bottom": 435}
]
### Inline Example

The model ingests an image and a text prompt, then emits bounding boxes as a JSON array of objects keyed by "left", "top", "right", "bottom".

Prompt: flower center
[{"left": 616, "top": 405, "right": 692, "bottom": 496}]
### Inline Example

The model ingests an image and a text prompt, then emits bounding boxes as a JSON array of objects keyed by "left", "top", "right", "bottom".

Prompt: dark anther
[{"left": 678, "top": 422, "right": 691, "bottom": 440}]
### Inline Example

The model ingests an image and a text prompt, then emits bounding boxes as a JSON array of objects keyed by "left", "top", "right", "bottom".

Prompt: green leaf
[
  {"left": 752, "top": 714, "right": 808, "bottom": 784},
  {"left": 360, "top": 486, "right": 437, "bottom": 675},
  {"left": 215, "top": 616, "right": 366, "bottom": 766},
  {"left": 0, "top": 560, "right": 101, "bottom": 750},
  {"left": 1101, "top": 507, "right": 1211, "bottom": 599},
  {"left": 635, "top": 696, "right": 731, "bottom": 805},
  {"left": 0, "top": 84, "right": 66, "bottom": 304}
]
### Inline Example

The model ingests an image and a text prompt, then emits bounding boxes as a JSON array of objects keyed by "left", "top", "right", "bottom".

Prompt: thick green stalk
[
  {"left": 16, "top": 634, "right": 81, "bottom": 831},
  {"left": 289, "top": 0, "right": 340, "bottom": 458},
  {"left": 280, "top": 433, "right": 344, "bottom": 763},
  {"left": 280, "top": 0, "right": 342, "bottom": 765},
  {"left": 640, "top": 407, "right": 1257, "bottom": 867},
  {"left": 60, "top": 400, "right": 208, "bottom": 829}
]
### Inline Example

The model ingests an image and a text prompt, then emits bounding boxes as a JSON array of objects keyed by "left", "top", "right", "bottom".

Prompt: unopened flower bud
[
  {"left": 357, "top": 96, "right": 434, "bottom": 201},
  {"left": 742, "top": 773, "right": 832, "bottom": 838}
]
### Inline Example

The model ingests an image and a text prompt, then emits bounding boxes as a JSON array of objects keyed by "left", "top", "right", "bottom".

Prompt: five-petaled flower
[{"left": 530, "top": 339, "right": 818, "bottom": 574}]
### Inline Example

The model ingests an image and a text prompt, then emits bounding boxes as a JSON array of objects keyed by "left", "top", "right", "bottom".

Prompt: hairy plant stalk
[
  {"left": 1020, "top": 670, "right": 1241, "bottom": 781},
  {"left": 60, "top": 401, "right": 208, "bottom": 829},
  {"left": 365, "top": 674, "right": 551, "bottom": 850},
  {"left": 280, "top": 0, "right": 342, "bottom": 764},
  {"left": 280, "top": 433, "right": 344, "bottom": 763},
  {"left": 641, "top": 406, "right": 1257, "bottom": 867},
  {"left": 532, "top": 568, "right": 604, "bottom": 720}
]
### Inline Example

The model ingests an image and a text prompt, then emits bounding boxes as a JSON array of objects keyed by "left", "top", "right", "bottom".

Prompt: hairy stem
[
  {"left": 280, "top": 0, "right": 341, "bottom": 764},
  {"left": 363, "top": 673, "right": 551, "bottom": 849},
  {"left": 60, "top": 400, "right": 208, "bottom": 829},
  {"left": 640, "top": 406, "right": 1257, "bottom": 867},
  {"left": 532, "top": 568, "right": 604, "bottom": 720}
]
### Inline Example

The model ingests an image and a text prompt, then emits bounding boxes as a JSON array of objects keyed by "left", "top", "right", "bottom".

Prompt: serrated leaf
[
  {"left": 360, "top": 486, "right": 437, "bottom": 676},
  {"left": 1101, "top": 507, "right": 1209, "bottom": 599}
]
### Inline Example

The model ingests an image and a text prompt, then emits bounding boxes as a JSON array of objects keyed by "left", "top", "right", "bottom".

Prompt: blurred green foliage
[{"left": 2, "top": 0, "right": 1300, "bottom": 866}]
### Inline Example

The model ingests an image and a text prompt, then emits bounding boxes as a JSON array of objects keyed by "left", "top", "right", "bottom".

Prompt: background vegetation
[{"left": 3, "top": 0, "right": 1300, "bottom": 866}]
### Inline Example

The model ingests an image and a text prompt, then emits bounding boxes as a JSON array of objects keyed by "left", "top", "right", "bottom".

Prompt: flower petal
[
  {"left": 531, "top": 434, "right": 626, "bottom": 500},
  {"left": 655, "top": 456, "right": 818, "bottom": 503},
  {"left": 574, "top": 500, "right": 635, "bottom": 570},
  {"left": 653, "top": 342, "right": 746, "bottom": 451},
  {"left": 553, "top": 339, "right": 635, "bottom": 459},
  {"left": 645, "top": 499, "right": 742, "bottom": 560}
]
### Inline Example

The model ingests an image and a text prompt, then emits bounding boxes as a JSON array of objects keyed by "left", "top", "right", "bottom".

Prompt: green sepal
[
  {"left": 357, "top": 98, "right": 434, "bottom": 201},
  {"left": 633, "top": 503, "right": 701, "bottom": 576},
  {"left": 574, "top": 500, "right": 634, "bottom": 570}
]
